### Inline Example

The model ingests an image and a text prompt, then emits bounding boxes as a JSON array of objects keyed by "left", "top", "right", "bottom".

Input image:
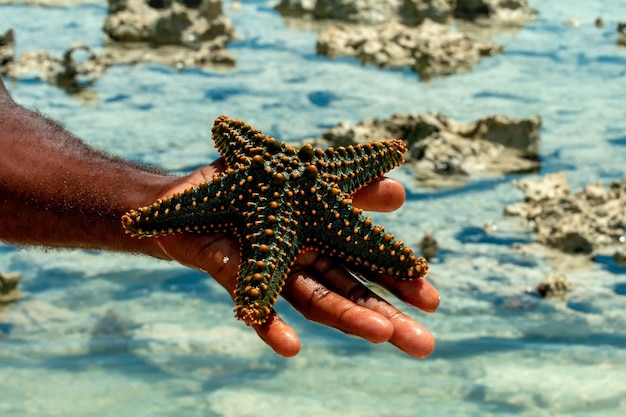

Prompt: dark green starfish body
[{"left": 122, "top": 116, "right": 428, "bottom": 325}]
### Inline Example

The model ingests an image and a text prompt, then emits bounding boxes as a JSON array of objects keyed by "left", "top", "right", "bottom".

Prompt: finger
[
  {"left": 157, "top": 233, "right": 303, "bottom": 357},
  {"left": 157, "top": 234, "right": 240, "bottom": 286},
  {"left": 348, "top": 259, "right": 440, "bottom": 313},
  {"left": 304, "top": 257, "right": 435, "bottom": 358},
  {"left": 370, "top": 274, "right": 440, "bottom": 313},
  {"left": 252, "top": 313, "right": 301, "bottom": 357},
  {"left": 355, "top": 289, "right": 435, "bottom": 358},
  {"left": 352, "top": 177, "right": 406, "bottom": 212},
  {"left": 164, "top": 159, "right": 225, "bottom": 196},
  {"left": 281, "top": 268, "right": 395, "bottom": 344},
  {"left": 198, "top": 158, "right": 225, "bottom": 178}
]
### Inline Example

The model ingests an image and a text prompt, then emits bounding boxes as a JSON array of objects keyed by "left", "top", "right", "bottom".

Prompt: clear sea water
[{"left": 1, "top": 1, "right": 626, "bottom": 416}]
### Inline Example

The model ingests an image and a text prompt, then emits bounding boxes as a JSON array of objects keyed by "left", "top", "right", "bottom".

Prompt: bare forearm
[{"left": 0, "top": 81, "right": 172, "bottom": 258}]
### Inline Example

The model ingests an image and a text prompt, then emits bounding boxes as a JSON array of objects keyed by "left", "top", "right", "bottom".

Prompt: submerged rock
[
  {"left": 103, "top": 0, "right": 236, "bottom": 67},
  {"left": 89, "top": 309, "right": 134, "bottom": 354},
  {"left": 0, "top": 29, "right": 15, "bottom": 69},
  {"left": 0, "top": 271, "right": 22, "bottom": 307},
  {"left": 618, "top": 22, "right": 626, "bottom": 47},
  {"left": 504, "top": 173, "right": 626, "bottom": 256},
  {"left": 305, "top": 112, "right": 541, "bottom": 187},
  {"left": 454, "top": 0, "right": 537, "bottom": 24},
  {"left": 55, "top": 44, "right": 112, "bottom": 89},
  {"left": 419, "top": 232, "right": 439, "bottom": 261},
  {"left": 613, "top": 249, "right": 626, "bottom": 267},
  {"left": 535, "top": 273, "right": 571, "bottom": 300},
  {"left": 594, "top": 17, "right": 604, "bottom": 29},
  {"left": 317, "top": 19, "right": 503, "bottom": 80}
]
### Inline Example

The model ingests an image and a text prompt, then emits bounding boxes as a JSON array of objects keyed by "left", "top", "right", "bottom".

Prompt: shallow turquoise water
[{"left": 1, "top": 1, "right": 626, "bottom": 416}]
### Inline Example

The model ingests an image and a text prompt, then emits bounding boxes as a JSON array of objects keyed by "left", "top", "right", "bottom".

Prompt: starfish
[{"left": 122, "top": 115, "right": 429, "bottom": 325}]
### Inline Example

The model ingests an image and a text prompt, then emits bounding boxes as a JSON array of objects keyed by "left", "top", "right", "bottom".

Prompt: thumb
[{"left": 157, "top": 233, "right": 240, "bottom": 291}]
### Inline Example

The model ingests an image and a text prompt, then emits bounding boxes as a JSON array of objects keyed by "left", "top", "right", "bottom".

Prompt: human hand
[{"left": 155, "top": 159, "right": 440, "bottom": 358}]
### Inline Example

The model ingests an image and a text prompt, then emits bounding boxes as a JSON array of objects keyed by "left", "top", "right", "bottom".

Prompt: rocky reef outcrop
[
  {"left": 103, "top": 0, "right": 237, "bottom": 67},
  {"left": 304, "top": 112, "right": 541, "bottom": 187},
  {"left": 279, "top": 0, "right": 537, "bottom": 80},
  {"left": 276, "top": 0, "right": 537, "bottom": 26},
  {"left": 505, "top": 173, "right": 626, "bottom": 258},
  {"left": 276, "top": 0, "right": 453, "bottom": 25},
  {"left": 316, "top": 19, "right": 503, "bottom": 80},
  {"left": 1, "top": 29, "right": 111, "bottom": 94},
  {"left": 453, "top": 0, "right": 537, "bottom": 24}
]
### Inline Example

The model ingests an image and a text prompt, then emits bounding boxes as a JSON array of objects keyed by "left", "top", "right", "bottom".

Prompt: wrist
[{"left": 0, "top": 80, "right": 181, "bottom": 261}]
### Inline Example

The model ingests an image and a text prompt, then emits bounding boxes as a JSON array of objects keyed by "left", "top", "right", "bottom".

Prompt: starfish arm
[
  {"left": 121, "top": 172, "right": 238, "bottom": 237},
  {"left": 211, "top": 115, "right": 298, "bottom": 169},
  {"left": 234, "top": 211, "right": 300, "bottom": 325},
  {"left": 314, "top": 140, "right": 408, "bottom": 195},
  {"left": 307, "top": 189, "right": 428, "bottom": 280}
]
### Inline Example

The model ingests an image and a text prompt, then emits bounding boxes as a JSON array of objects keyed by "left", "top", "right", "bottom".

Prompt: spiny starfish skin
[{"left": 122, "top": 115, "right": 429, "bottom": 326}]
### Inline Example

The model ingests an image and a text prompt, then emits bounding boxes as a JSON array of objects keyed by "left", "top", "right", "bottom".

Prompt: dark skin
[{"left": 0, "top": 77, "right": 439, "bottom": 358}]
